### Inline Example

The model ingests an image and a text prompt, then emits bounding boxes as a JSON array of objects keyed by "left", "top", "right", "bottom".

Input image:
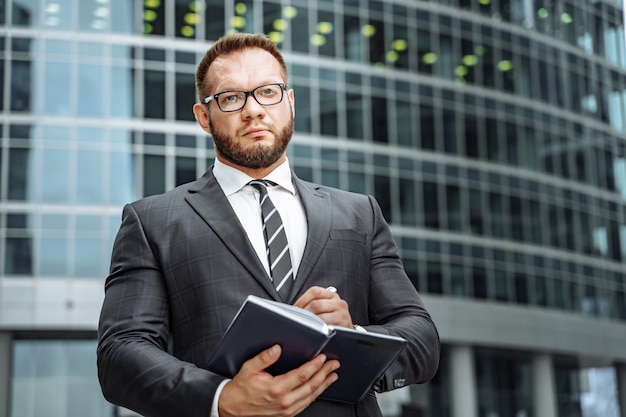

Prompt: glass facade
[
  {"left": 1, "top": 0, "right": 625, "bottom": 416},
  {"left": 10, "top": 338, "right": 112, "bottom": 417}
]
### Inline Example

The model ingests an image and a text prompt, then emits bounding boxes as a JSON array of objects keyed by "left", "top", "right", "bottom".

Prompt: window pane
[
  {"left": 76, "top": 150, "right": 103, "bottom": 203},
  {"left": 8, "top": 147, "right": 30, "bottom": 201},
  {"left": 175, "top": 72, "right": 195, "bottom": 121},
  {"left": 39, "top": 237, "right": 68, "bottom": 276},
  {"left": 144, "top": 70, "right": 165, "bottom": 119},
  {"left": 42, "top": 149, "right": 70, "bottom": 202},
  {"left": 175, "top": 156, "right": 196, "bottom": 186},
  {"left": 11, "top": 59, "right": 32, "bottom": 112},
  {"left": 5, "top": 237, "right": 33, "bottom": 275},
  {"left": 204, "top": 0, "right": 226, "bottom": 40},
  {"left": 73, "top": 237, "right": 102, "bottom": 278},
  {"left": 44, "top": 61, "right": 72, "bottom": 115},
  {"left": 77, "top": 64, "right": 103, "bottom": 117},
  {"left": 144, "top": 154, "right": 165, "bottom": 196}
]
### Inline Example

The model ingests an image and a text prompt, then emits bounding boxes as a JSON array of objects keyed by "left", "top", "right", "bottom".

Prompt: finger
[
  {"left": 294, "top": 286, "right": 335, "bottom": 309},
  {"left": 288, "top": 358, "right": 340, "bottom": 405},
  {"left": 240, "top": 344, "right": 282, "bottom": 375}
]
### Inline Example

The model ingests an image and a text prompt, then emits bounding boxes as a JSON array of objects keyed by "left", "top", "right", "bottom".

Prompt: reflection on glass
[
  {"left": 12, "top": 0, "right": 38, "bottom": 26},
  {"left": 41, "top": 0, "right": 72, "bottom": 30}
]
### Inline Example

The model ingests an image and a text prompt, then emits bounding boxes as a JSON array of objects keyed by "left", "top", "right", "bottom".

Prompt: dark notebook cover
[{"left": 206, "top": 295, "right": 407, "bottom": 403}]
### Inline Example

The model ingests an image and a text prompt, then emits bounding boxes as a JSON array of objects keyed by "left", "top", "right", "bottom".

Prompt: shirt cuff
[{"left": 210, "top": 379, "right": 231, "bottom": 417}]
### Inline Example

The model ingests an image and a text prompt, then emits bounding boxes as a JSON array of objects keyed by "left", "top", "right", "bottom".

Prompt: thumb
[{"left": 242, "top": 344, "right": 282, "bottom": 375}]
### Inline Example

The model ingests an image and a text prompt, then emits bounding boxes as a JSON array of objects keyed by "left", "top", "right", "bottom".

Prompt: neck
[{"left": 216, "top": 154, "right": 286, "bottom": 179}]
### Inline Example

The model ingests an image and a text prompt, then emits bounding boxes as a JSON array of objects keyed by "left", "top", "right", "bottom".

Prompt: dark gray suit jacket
[{"left": 97, "top": 168, "right": 440, "bottom": 417}]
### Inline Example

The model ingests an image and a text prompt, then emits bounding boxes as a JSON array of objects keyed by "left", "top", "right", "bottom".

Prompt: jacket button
[{"left": 393, "top": 378, "right": 405, "bottom": 388}]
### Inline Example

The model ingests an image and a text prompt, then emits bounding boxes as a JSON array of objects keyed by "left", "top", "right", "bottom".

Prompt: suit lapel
[
  {"left": 289, "top": 176, "right": 332, "bottom": 300},
  {"left": 184, "top": 169, "right": 279, "bottom": 299}
]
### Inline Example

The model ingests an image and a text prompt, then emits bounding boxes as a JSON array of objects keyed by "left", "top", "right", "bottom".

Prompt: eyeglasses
[{"left": 203, "top": 83, "right": 287, "bottom": 113}]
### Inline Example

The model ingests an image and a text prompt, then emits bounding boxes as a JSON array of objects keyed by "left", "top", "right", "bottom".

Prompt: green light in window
[
  {"left": 181, "top": 25, "right": 195, "bottom": 37},
  {"left": 474, "top": 45, "right": 486, "bottom": 56},
  {"left": 462, "top": 54, "right": 478, "bottom": 66},
  {"left": 455, "top": 66, "right": 468, "bottom": 76},
  {"left": 537, "top": 8, "right": 549, "bottom": 19},
  {"left": 189, "top": 1, "right": 206, "bottom": 12},
  {"left": 422, "top": 52, "right": 437, "bottom": 65},
  {"left": 560, "top": 13, "right": 573, "bottom": 24},
  {"left": 478, "top": 0, "right": 490, "bottom": 5},
  {"left": 144, "top": 0, "right": 160, "bottom": 8},
  {"left": 497, "top": 60, "right": 513, "bottom": 71},
  {"left": 143, "top": 10, "right": 157, "bottom": 22},
  {"left": 317, "top": 22, "right": 333, "bottom": 34},
  {"left": 392, "top": 39, "right": 408, "bottom": 51},
  {"left": 235, "top": 3, "right": 247, "bottom": 15},
  {"left": 283, "top": 6, "right": 297, "bottom": 19},
  {"left": 230, "top": 16, "right": 246, "bottom": 28},
  {"left": 273, "top": 18, "right": 288, "bottom": 31},
  {"left": 386, "top": 50, "right": 399, "bottom": 62},
  {"left": 361, "top": 24, "right": 376, "bottom": 37},
  {"left": 143, "top": 23, "right": 153, "bottom": 33},
  {"left": 268, "top": 31, "right": 284, "bottom": 43},
  {"left": 184, "top": 12, "right": 198, "bottom": 25},
  {"left": 311, "top": 34, "right": 326, "bottom": 46},
  {"left": 374, "top": 62, "right": 385, "bottom": 69}
]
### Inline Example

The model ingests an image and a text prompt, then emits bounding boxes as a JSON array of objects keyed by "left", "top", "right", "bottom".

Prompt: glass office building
[{"left": 1, "top": 0, "right": 626, "bottom": 416}]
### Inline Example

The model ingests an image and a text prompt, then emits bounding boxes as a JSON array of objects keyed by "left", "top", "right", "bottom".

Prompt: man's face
[{"left": 194, "top": 48, "right": 295, "bottom": 170}]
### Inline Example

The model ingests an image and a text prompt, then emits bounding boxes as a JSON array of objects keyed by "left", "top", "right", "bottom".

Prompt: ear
[
  {"left": 288, "top": 88, "right": 295, "bottom": 119},
  {"left": 193, "top": 103, "right": 212, "bottom": 135}
]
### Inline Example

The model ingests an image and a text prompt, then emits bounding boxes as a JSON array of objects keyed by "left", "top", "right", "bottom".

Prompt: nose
[{"left": 240, "top": 92, "right": 266, "bottom": 119}]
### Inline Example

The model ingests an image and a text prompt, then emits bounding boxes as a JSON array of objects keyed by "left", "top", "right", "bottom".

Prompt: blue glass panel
[
  {"left": 39, "top": 237, "right": 68, "bottom": 275},
  {"left": 110, "top": 150, "right": 136, "bottom": 203},
  {"left": 42, "top": 148, "right": 70, "bottom": 202},
  {"left": 44, "top": 62, "right": 72, "bottom": 115},
  {"left": 76, "top": 150, "right": 103, "bottom": 203},
  {"left": 74, "top": 237, "right": 102, "bottom": 277},
  {"left": 77, "top": 64, "right": 104, "bottom": 117}
]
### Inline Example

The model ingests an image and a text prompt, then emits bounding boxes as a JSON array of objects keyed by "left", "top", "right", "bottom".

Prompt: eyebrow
[{"left": 214, "top": 80, "right": 285, "bottom": 93}]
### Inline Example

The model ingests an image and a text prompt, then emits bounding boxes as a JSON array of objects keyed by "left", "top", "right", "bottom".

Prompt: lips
[{"left": 243, "top": 126, "right": 270, "bottom": 137}]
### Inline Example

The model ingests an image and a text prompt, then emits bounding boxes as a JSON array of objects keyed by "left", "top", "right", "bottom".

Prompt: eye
[
  {"left": 222, "top": 93, "right": 240, "bottom": 103},
  {"left": 259, "top": 86, "right": 278, "bottom": 96}
]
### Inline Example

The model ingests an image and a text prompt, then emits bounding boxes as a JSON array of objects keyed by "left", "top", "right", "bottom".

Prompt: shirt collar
[{"left": 213, "top": 158, "right": 296, "bottom": 197}]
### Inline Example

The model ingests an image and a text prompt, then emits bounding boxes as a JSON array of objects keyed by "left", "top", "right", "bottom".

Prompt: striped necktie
[{"left": 248, "top": 180, "right": 294, "bottom": 301}]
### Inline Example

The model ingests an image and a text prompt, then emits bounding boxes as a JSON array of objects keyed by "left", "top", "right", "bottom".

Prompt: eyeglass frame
[{"left": 202, "top": 83, "right": 288, "bottom": 113}]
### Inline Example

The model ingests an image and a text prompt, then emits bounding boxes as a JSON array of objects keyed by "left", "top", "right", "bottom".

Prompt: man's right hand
[{"left": 217, "top": 344, "right": 340, "bottom": 417}]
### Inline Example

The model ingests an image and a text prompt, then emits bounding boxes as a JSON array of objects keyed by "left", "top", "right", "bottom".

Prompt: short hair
[{"left": 195, "top": 33, "right": 288, "bottom": 101}]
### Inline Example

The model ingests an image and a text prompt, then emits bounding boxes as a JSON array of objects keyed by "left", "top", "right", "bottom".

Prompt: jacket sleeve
[
  {"left": 97, "top": 203, "right": 223, "bottom": 417},
  {"left": 361, "top": 195, "right": 440, "bottom": 392}
]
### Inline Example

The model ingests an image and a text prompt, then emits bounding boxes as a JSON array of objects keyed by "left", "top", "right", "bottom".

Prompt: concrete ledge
[{"left": 422, "top": 295, "right": 626, "bottom": 363}]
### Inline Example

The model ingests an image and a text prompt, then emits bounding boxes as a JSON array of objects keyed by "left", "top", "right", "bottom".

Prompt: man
[{"left": 97, "top": 33, "right": 440, "bottom": 417}]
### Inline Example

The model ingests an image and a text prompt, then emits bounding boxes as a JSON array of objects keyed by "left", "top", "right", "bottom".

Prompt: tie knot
[{"left": 249, "top": 179, "right": 276, "bottom": 192}]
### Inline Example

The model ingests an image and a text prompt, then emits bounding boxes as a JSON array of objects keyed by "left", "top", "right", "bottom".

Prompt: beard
[{"left": 209, "top": 118, "right": 294, "bottom": 169}]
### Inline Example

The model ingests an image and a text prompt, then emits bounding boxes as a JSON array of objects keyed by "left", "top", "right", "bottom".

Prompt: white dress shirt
[{"left": 209, "top": 157, "right": 308, "bottom": 416}]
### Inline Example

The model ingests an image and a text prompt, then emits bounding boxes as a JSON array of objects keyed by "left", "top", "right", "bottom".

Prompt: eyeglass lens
[{"left": 217, "top": 84, "right": 284, "bottom": 112}]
